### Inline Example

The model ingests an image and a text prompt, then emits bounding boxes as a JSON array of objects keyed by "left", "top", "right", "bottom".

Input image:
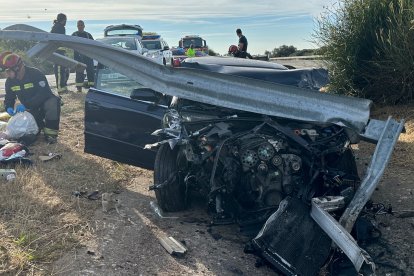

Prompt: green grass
[{"left": 314, "top": 0, "right": 414, "bottom": 104}]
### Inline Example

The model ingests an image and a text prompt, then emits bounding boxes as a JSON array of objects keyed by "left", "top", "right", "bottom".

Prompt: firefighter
[
  {"left": 72, "top": 20, "right": 95, "bottom": 92},
  {"left": 0, "top": 52, "right": 61, "bottom": 144},
  {"left": 51, "top": 13, "right": 69, "bottom": 94}
]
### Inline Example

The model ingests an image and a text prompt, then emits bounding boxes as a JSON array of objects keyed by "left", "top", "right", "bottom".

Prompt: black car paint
[{"left": 84, "top": 88, "right": 167, "bottom": 169}]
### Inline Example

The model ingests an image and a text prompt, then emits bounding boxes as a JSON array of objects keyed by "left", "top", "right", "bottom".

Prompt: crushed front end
[{"left": 149, "top": 97, "right": 403, "bottom": 275}]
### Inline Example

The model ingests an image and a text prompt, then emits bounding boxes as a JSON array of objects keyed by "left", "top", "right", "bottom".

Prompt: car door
[{"left": 84, "top": 64, "right": 169, "bottom": 169}]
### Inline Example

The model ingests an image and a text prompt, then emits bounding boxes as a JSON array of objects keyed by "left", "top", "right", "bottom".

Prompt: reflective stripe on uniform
[
  {"left": 75, "top": 82, "right": 84, "bottom": 87},
  {"left": 10, "top": 86, "right": 21, "bottom": 92},
  {"left": 23, "top": 83, "right": 34, "bottom": 89},
  {"left": 43, "top": 127, "right": 58, "bottom": 136},
  {"left": 57, "top": 66, "right": 61, "bottom": 89},
  {"left": 88, "top": 82, "right": 95, "bottom": 86}
]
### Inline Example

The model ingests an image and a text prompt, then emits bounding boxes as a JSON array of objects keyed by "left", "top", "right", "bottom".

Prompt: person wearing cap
[
  {"left": 0, "top": 52, "right": 61, "bottom": 144},
  {"left": 72, "top": 20, "right": 95, "bottom": 92},
  {"left": 51, "top": 13, "right": 69, "bottom": 94}
]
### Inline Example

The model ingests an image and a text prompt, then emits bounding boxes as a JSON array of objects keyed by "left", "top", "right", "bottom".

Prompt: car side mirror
[
  {"left": 163, "top": 46, "right": 170, "bottom": 51},
  {"left": 131, "top": 88, "right": 160, "bottom": 102}
]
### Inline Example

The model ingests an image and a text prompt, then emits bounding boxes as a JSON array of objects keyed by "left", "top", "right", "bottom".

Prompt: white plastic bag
[{"left": 5, "top": 111, "right": 39, "bottom": 139}]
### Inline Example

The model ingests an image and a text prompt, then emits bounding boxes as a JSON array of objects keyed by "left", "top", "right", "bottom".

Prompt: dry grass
[{"left": 0, "top": 90, "right": 148, "bottom": 275}]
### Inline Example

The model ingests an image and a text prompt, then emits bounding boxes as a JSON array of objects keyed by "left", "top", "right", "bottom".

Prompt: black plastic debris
[{"left": 251, "top": 197, "right": 332, "bottom": 276}]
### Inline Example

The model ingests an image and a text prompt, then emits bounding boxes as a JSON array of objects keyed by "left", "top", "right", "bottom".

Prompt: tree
[
  {"left": 269, "top": 45, "right": 297, "bottom": 57},
  {"left": 208, "top": 48, "right": 219, "bottom": 56},
  {"left": 313, "top": 0, "right": 414, "bottom": 104},
  {"left": 0, "top": 40, "right": 54, "bottom": 74}
]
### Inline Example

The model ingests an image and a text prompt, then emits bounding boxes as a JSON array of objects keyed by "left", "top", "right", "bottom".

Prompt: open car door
[{"left": 84, "top": 64, "right": 169, "bottom": 169}]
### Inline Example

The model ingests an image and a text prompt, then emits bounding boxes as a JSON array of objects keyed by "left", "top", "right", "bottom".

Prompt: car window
[
  {"left": 99, "top": 37, "right": 137, "bottom": 50},
  {"left": 136, "top": 39, "right": 144, "bottom": 51},
  {"left": 96, "top": 65, "right": 145, "bottom": 97},
  {"left": 142, "top": 41, "right": 162, "bottom": 50},
  {"left": 183, "top": 38, "right": 203, "bottom": 48}
]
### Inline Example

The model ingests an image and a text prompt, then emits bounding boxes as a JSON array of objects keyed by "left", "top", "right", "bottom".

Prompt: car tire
[
  {"left": 170, "top": 58, "right": 174, "bottom": 67},
  {"left": 163, "top": 58, "right": 166, "bottom": 66},
  {"left": 153, "top": 144, "right": 187, "bottom": 212}
]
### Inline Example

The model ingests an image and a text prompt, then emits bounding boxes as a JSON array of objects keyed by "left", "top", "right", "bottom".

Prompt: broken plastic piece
[
  {"left": 39, "top": 152, "right": 62, "bottom": 162},
  {"left": 159, "top": 236, "right": 187, "bottom": 256},
  {"left": 150, "top": 201, "right": 179, "bottom": 219},
  {"left": 0, "top": 169, "right": 16, "bottom": 181},
  {"left": 87, "top": 190, "right": 100, "bottom": 200}
]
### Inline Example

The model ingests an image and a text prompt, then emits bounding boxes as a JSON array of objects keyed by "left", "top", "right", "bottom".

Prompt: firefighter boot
[{"left": 44, "top": 128, "right": 58, "bottom": 144}]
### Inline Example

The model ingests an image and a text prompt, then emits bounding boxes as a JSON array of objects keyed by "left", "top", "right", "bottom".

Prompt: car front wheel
[{"left": 153, "top": 144, "right": 187, "bottom": 212}]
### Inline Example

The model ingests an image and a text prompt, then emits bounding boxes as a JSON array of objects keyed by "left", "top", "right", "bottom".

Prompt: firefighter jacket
[
  {"left": 71, "top": 31, "right": 94, "bottom": 61},
  {"left": 51, "top": 22, "right": 65, "bottom": 34},
  {"left": 4, "top": 66, "right": 55, "bottom": 111},
  {"left": 51, "top": 22, "right": 66, "bottom": 54}
]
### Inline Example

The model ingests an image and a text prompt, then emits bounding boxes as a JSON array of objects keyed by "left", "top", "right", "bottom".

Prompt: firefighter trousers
[{"left": 29, "top": 95, "right": 61, "bottom": 137}]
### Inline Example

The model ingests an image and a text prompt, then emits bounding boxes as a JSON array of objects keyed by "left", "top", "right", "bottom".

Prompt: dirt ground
[
  {"left": 0, "top": 78, "right": 412, "bottom": 276},
  {"left": 48, "top": 95, "right": 413, "bottom": 275}
]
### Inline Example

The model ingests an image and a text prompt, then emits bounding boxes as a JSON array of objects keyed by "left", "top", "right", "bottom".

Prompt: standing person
[
  {"left": 235, "top": 28, "right": 248, "bottom": 58},
  {"left": 72, "top": 20, "right": 95, "bottom": 92},
  {"left": 51, "top": 13, "right": 69, "bottom": 94},
  {"left": 0, "top": 52, "right": 61, "bottom": 144},
  {"left": 186, "top": 44, "right": 196, "bottom": 57}
]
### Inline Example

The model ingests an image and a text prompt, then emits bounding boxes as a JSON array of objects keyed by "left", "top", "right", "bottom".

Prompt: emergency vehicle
[
  {"left": 178, "top": 35, "right": 208, "bottom": 54},
  {"left": 142, "top": 35, "right": 173, "bottom": 66}
]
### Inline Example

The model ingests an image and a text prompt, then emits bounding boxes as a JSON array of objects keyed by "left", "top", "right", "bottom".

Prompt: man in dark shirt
[
  {"left": 0, "top": 52, "right": 61, "bottom": 143},
  {"left": 72, "top": 20, "right": 95, "bottom": 92},
  {"left": 235, "top": 28, "right": 248, "bottom": 58},
  {"left": 51, "top": 13, "right": 69, "bottom": 94}
]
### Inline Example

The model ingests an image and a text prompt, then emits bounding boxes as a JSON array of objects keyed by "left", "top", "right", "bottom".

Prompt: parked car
[
  {"left": 97, "top": 36, "right": 147, "bottom": 55},
  {"left": 142, "top": 34, "right": 173, "bottom": 66}
]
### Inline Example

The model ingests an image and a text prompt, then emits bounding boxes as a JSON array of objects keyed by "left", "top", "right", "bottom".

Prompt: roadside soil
[{"left": 0, "top": 78, "right": 412, "bottom": 276}]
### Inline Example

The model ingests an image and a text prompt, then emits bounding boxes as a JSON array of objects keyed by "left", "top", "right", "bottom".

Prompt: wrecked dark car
[
  {"left": 0, "top": 31, "right": 404, "bottom": 275},
  {"left": 84, "top": 57, "right": 401, "bottom": 275}
]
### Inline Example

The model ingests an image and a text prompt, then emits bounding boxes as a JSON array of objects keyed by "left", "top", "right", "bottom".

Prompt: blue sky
[{"left": 0, "top": 0, "right": 333, "bottom": 55}]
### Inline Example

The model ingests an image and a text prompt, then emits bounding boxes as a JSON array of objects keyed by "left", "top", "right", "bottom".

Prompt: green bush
[
  {"left": 314, "top": 0, "right": 414, "bottom": 104},
  {"left": 0, "top": 41, "right": 58, "bottom": 75}
]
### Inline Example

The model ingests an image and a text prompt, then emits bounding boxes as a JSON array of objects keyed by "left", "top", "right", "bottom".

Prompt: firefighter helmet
[
  {"left": 0, "top": 52, "right": 22, "bottom": 69},
  {"left": 228, "top": 45, "right": 238, "bottom": 54}
]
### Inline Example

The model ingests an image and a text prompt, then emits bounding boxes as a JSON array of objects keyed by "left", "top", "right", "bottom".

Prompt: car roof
[
  {"left": 182, "top": 56, "right": 288, "bottom": 69},
  {"left": 98, "top": 36, "right": 137, "bottom": 43},
  {"left": 142, "top": 35, "right": 162, "bottom": 40},
  {"left": 180, "top": 56, "right": 328, "bottom": 90}
]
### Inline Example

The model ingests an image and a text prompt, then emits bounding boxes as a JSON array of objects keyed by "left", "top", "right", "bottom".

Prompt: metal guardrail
[{"left": 0, "top": 30, "right": 372, "bottom": 134}]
